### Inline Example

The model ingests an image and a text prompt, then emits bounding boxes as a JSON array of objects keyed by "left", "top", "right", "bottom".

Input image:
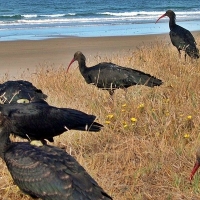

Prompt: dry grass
[{"left": 1, "top": 37, "right": 200, "bottom": 200}]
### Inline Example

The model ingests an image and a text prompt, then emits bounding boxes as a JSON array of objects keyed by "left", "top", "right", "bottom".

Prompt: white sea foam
[
  {"left": 0, "top": 10, "right": 199, "bottom": 27},
  {"left": 23, "top": 14, "right": 37, "bottom": 18},
  {"left": 0, "top": 10, "right": 200, "bottom": 41}
]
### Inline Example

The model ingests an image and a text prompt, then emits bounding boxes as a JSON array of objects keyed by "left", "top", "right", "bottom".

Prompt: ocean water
[{"left": 0, "top": 0, "right": 200, "bottom": 41}]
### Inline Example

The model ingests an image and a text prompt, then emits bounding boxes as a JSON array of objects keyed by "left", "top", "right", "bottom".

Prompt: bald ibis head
[
  {"left": 190, "top": 148, "right": 200, "bottom": 181},
  {"left": 67, "top": 51, "right": 86, "bottom": 73},
  {"left": 156, "top": 10, "right": 176, "bottom": 23}
]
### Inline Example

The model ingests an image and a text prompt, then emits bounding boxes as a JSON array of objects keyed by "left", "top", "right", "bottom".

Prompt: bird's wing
[
  {"left": 86, "top": 62, "right": 129, "bottom": 84},
  {"left": 86, "top": 62, "right": 161, "bottom": 88},
  {"left": 183, "top": 28, "right": 197, "bottom": 45},
  {"left": 5, "top": 143, "right": 112, "bottom": 199},
  {"left": 5, "top": 143, "right": 74, "bottom": 199},
  {"left": 0, "top": 103, "right": 101, "bottom": 140},
  {"left": 170, "top": 26, "right": 197, "bottom": 49},
  {"left": 0, "top": 103, "right": 66, "bottom": 139}
]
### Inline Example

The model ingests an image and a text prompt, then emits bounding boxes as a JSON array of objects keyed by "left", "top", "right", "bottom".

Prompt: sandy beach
[{"left": 0, "top": 31, "right": 199, "bottom": 78}]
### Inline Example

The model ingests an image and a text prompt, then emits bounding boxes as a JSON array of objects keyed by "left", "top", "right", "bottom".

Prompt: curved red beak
[
  {"left": 190, "top": 161, "right": 200, "bottom": 181},
  {"left": 66, "top": 58, "right": 75, "bottom": 73},
  {"left": 155, "top": 13, "right": 166, "bottom": 24}
]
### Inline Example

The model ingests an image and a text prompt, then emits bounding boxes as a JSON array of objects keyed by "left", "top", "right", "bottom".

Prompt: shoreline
[
  {"left": 0, "top": 32, "right": 199, "bottom": 79},
  {"left": 1, "top": 19, "right": 200, "bottom": 41}
]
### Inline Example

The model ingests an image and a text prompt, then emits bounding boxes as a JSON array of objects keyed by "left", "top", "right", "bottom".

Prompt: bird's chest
[{"left": 169, "top": 26, "right": 189, "bottom": 48}]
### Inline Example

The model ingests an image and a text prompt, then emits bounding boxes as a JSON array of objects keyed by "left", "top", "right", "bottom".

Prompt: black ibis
[
  {"left": 190, "top": 147, "right": 200, "bottom": 181},
  {"left": 0, "top": 101, "right": 103, "bottom": 142},
  {"left": 67, "top": 51, "right": 163, "bottom": 96},
  {"left": 0, "top": 80, "right": 47, "bottom": 104},
  {"left": 0, "top": 116, "right": 112, "bottom": 200},
  {"left": 156, "top": 10, "right": 199, "bottom": 60}
]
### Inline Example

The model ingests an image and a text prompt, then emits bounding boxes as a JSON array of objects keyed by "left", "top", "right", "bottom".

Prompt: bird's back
[
  {"left": 5, "top": 142, "right": 112, "bottom": 200},
  {"left": 0, "top": 80, "right": 47, "bottom": 104},
  {"left": 0, "top": 102, "right": 103, "bottom": 141},
  {"left": 83, "top": 62, "right": 162, "bottom": 89}
]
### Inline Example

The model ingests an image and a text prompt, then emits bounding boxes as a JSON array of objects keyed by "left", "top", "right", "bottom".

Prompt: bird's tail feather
[
  {"left": 88, "top": 122, "right": 104, "bottom": 132},
  {"left": 186, "top": 46, "right": 199, "bottom": 59},
  {"left": 135, "top": 73, "right": 163, "bottom": 87},
  {"left": 144, "top": 76, "right": 163, "bottom": 87},
  {"left": 131, "top": 69, "right": 163, "bottom": 87},
  {"left": 72, "top": 122, "right": 104, "bottom": 132}
]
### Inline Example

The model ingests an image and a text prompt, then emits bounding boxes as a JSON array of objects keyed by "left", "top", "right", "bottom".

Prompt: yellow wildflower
[
  {"left": 106, "top": 114, "right": 114, "bottom": 119},
  {"left": 184, "top": 133, "right": 190, "bottom": 138},
  {"left": 131, "top": 117, "right": 137, "bottom": 122},
  {"left": 164, "top": 98, "right": 170, "bottom": 103},
  {"left": 187, "top": 115, "right": 192, "bottom": 120},
  {"left": 165, "top": 111, "right": 169, "bottom": 116},
  {"left": 138, "top": 103, "right": 144, "bottom": 109},
  {"left": 105, "top": 121, "right": 111, "bottom": 124},
  {"left": 123, "top": 121, "right": 128, "bottom": 128},
  {"left": 155, "top": 132, "right": 161, "bottom": 137},
  {"left": 122, "top": 104, "right": 127, "bottom": 107},
  {"left": 123, "top": 124, "right": 128, "bottom": 128}
]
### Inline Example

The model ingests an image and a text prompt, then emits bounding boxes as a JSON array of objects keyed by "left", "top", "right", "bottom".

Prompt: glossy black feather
[
  {"left": 67, "top": 51, "right": 163, "bottom": 95},
  {"left": 0, "top": 120, "right": 112, "bottom": 200},
  {"left": 0, "top": 80, "right": 47, "bottom": 104},
  {"left": 156, "top": 10, "right": 199, "bottom": 59},
  {"left": 0, "top": 102, "right": 103, "bottom": 142},
  {"left": 170, "top": 25, "right": 199, "bottom": 59},
  {"left": 83, "top": 62, "right": 162, "bottom": 88}
]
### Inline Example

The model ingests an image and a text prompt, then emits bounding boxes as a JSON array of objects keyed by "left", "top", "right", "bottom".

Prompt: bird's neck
[
  {"left": 78, "top": 58, "right": 87, "bottom": 74},
  {"left": 169, "top": 17, "right": 176, "bottom": 29},
  {"left": 0, "top": 128, "right": 11, "bottom": 159}
]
